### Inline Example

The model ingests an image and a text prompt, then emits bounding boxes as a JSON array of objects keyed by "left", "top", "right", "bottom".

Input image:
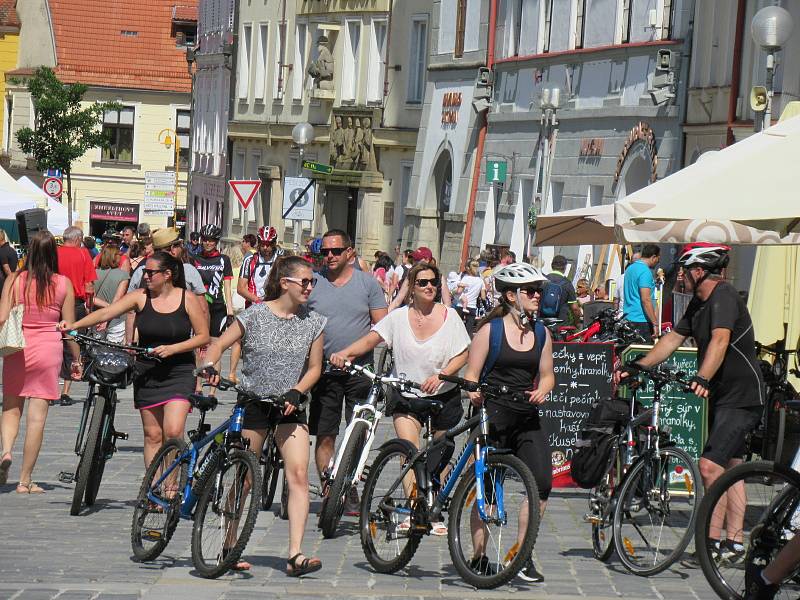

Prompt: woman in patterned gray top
[{"left": 203, "top": 256, "right": 325, "bottom": 576}]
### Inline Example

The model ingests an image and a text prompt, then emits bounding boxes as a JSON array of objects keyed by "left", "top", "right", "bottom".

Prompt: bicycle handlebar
[
  {"left": 437, "top": 373, "right": 528, "bottom": 402},
  {"left": 193, "top": 367, "right": 290, "bottom": 409},
  {"left": 62, "top": 330, "right": 153, "bottom": 355},
  {"left": 623, "top": 360, "right": 692, "bottom": 389},
  {"left": 330, "top": 360, "right": 423, "bottom": 393}
]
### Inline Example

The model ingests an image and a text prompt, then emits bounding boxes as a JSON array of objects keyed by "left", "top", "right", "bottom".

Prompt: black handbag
[{"left": 84, "top": 346, "right": 135, "bottom": 388}]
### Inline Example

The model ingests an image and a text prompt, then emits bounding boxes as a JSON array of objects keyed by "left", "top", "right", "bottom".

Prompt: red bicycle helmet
[{"left": 258, "top": 225, "right": 278, "bottom": 244}]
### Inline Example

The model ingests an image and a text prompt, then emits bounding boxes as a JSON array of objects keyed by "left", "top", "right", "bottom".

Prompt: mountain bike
[
  {"left": 317, "top": 360, "right": 419, "bottom": 538},
  {"left": 58, "top": 331, "right": 154, "bottom": 516},
  {"left": 589, "top": 361, "right": 702, "bottom": 576},
  {"left": 360, "top": 374, "right": 539, "bottom": 589},
  {"left": 131, "top": 371, "right": 292, "bottom": 578}
]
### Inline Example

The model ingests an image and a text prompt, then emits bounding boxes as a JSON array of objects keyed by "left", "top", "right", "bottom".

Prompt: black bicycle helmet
[{"left": 199, "top": 224, "right": 222, "bottom": 240}]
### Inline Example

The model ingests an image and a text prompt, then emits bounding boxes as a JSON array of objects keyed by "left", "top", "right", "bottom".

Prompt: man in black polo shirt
[{"left": 0, "top": 230, "right": 17, "bottom": 291}]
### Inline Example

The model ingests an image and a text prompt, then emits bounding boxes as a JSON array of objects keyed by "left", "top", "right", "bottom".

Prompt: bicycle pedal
[
  {"left": 583, "top": 513, "right": 601, "bottom": 525},
  {"left": 113, "top": 431, "right": 129, "bottom": 441},
  {"left": 308, "top": 484, "right": 322, "bottom": 498},
  {"left": 58, "top": 471, "right": 75, "bottom": 484}
]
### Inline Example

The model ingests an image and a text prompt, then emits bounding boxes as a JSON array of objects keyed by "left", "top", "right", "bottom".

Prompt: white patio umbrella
[
  {"left": 533, "top": 203, "right": 616, "bottom": 246},
  {"left": 615, "top": 114, "right": 800, "bottom": 245}
]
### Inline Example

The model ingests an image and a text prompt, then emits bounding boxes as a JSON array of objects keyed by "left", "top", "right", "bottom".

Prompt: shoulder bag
[{"left": 0, "top": 275, "right": 26, "bottom": 357}]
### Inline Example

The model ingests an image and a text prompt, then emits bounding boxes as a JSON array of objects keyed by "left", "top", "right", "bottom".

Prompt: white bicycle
[{"left": 317, "top": 356, "right": 420, "bottom": 538}]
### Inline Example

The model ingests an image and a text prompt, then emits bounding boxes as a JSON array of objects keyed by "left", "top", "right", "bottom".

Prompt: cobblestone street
[{"left": 0, "top": 374, "right": 720, "bottom": 600}]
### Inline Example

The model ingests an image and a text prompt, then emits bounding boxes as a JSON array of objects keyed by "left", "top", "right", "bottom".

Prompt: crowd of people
[{"left": 0, "top": 224, "right": 781, "bottom": 595}]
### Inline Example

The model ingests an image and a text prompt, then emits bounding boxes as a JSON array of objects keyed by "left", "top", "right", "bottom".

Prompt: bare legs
[
  {"left": 139, "top": 401, "right": 191, "bottom": 468},
  {"left": 0, "top": 395, "right": 50, "bottom": 486}
]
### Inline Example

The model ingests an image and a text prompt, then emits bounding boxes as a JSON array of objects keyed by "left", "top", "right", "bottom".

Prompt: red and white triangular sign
[{"left": 228, "top": 180, "right": 261, "bottom": 210}]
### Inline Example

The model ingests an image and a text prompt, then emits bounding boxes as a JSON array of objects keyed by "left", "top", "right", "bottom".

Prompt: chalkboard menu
[
  {"left": 620, "top": 345, "right": 707, "bottom": 465},
  {"left": 542, "top": 342, "right": 615, "bottom": 487}
]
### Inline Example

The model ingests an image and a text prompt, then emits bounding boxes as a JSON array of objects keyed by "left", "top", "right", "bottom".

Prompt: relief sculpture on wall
[{"left": 329, "top": 111, "right": 378, "bottom": 172}]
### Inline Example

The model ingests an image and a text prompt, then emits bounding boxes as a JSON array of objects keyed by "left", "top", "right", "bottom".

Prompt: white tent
[
  {"left": 615, "top": 115, "right": 800, "bottom": 245},
  {"left": 17, "top": 176, "right": 69, "bottom": 235},
  {"left": 0, "top": 167, "right": 39, "bottom": 219}
]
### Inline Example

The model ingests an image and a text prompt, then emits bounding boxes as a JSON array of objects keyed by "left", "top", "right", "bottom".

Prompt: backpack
[
  {"left": 392, "top": 264, "right": 411, "bottom": 301},
  {"left": 540, "top": 277, "right": 566, "bottom": 318},
  {"left": 480, "top": 317, "right": 547, "bottom": 382}
]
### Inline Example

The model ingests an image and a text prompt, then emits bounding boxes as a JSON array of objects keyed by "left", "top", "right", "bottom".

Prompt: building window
[
  {"left": 102, "top": 106, "right": 134, "bottom": 163},
  {"left": 343, "top": 19, "right": 361, "bottom": 101},
  {"left": 454, "top": 0, "right": 467, "bottom": 58},
  {"left": 383, "top": 202, "right": 394, "bottom": 226},
  {"left": 176, "top": 109, "right": 190, "bottom": 169},
  {"left": 293, "top": 23, "right": 307, "bottom": 100},
  {"left": 273, "top": 21, "right": 284, "bottom": 99},
  {"left": 574, "top": 0, "right": 587, "bottom": 49},
  {"left": 237, "top": 23, "right": 252, "bottom": 100},
  {"left": 2, "top": 95, "right": 12, "bottom": 152},
  {"left": 542, "top": 0, "right": 554, "bottom": 53},
  {"left": 174, "top": 23, "right": 197, "bottom": 47},
  {"left": 661, "top": 0, "right": 674, "bottom": 40},
  {"left": 254, "top": 23, "right": 268, "bottom": 101},
  {"left": 619, "top": 0, "right": 633, "bottom": 44},
  {"left": 367, "top": 19, "right": 388, "bottom": 103},
  {"left": 407, "top": 16, "right": 427, "bottom": 104}
]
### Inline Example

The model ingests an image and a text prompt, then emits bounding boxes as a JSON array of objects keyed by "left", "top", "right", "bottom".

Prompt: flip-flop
[
  {"left": 26, "top": 482, "right": 45, "bottom": 494},
  {"left": 0, "top": 453, "right": 11, "bottom": 485}
]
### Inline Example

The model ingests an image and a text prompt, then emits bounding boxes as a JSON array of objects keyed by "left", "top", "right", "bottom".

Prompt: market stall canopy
[
  {"left": 17, "top": 176, "right": 68, "bottom": 235},
  {"left": 533, "top": 204, "right": 616, "bottom": 246},
  {"left": 615, "top": 114, "right": 800, "bottom": 245}
]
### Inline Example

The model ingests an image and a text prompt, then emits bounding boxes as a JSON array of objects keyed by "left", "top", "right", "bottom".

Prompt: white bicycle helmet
[
  {"left": 493, "top": 262, "right": 548, "bottom": 290},
  {"left": 678, "top": 244, "right": 730, "bottom": 273}
]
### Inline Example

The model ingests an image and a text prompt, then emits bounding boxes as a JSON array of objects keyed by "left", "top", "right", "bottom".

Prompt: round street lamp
[
  {"left": 291, "top": 122, "right": 315, "bottom": 147},
  {"left": 751, "top": 6, "right": 794, "bottom": 129}
]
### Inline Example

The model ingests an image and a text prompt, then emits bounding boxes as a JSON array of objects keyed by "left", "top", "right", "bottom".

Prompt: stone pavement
[{"left": 0, "top": 376, "right": 720, "bottom": 600}]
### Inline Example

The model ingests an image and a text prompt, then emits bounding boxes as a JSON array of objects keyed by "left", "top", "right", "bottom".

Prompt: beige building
[
  {"left": 221, "top": 0, "right": 429, "bottom": 257},
  {"left": 5, "top": 1, "right": 196, "bottom": 237}
]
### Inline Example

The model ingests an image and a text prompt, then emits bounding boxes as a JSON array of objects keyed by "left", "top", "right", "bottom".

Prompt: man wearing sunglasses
[
  {"left": 237, "top": 225, "right": 284, "bottom": 307},
  {"left": 306, "top": 229, "right": 387, "bottom": 514}
]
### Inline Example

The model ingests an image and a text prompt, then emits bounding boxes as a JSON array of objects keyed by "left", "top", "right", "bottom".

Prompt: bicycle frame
[{"left": 329, "top": 379, "right": 384, "bottom": 485}]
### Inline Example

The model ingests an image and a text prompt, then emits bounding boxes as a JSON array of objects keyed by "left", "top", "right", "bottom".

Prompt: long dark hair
[
  {"left": 22, "top": 230, "right": 58, "bottom": 309},
  {"left": 264, "top": 255, "right": 311, "bottom": 301},
  {"left": 403, "top": 262, "right": 441, "bottom": 306},
  {"left": 148, "top": 251, "right": 186, "bottom": 289}
]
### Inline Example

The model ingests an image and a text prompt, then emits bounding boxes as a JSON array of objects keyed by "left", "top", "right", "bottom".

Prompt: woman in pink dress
[{"left": 0, "top": 231, "right": 79, "bottom": 493}]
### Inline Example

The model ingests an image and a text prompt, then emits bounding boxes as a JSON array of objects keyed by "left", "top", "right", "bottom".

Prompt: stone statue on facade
[
  {"left": 306, "top": 35, "right": 334, "bottom": 90},
  {"left": 329, "top": 114, "right": 379, "bottom": 172}
]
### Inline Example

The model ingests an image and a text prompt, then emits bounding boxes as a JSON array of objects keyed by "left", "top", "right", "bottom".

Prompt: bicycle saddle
[
  {"left": 407, "top": 397, "right": 444, "bottom": 416},
  {"left": 189, "top": 393, "right": 218, "bottom": 412}
]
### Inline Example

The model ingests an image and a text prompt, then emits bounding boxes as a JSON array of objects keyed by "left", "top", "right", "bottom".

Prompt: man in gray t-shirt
[{"left": 306, "top": 229, "right": 387, "bottom": 499}]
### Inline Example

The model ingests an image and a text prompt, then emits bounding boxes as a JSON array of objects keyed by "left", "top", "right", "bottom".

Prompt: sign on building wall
[
  {"left": 90, "top": 202, "right": 140, "bottom": 223},
  {"left": 441, "top": 92, "right": 463, "bottom": 126},
  {"left": 485, "top": 160, "right": 507, "bottom": 184},
  {"left": 144, "top": 171, "right": 176, "bottom": 216}
]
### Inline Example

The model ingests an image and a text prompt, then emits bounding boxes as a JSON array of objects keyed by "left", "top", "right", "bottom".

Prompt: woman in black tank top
[
  {"left": 62, "top": 251, "right": 210, "bottom": 468},
  {"left": 463, "top": 263, "right": 556, "bottom": 583}
]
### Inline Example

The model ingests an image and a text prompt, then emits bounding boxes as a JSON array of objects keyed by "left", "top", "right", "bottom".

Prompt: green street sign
[
  {"left": 485, "top": 160, "right": 507, "bottom": 184},
  {"left": 303, "top": 160, "right": 333, "bottom": 174}
]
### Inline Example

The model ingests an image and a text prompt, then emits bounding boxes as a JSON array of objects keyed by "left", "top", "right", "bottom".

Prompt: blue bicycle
[
  {"left": 359, "top": 374, "right": 539, "bottom": 589},
  {"left": 130, "top": 372, "right": 289, "bottom": 578}
]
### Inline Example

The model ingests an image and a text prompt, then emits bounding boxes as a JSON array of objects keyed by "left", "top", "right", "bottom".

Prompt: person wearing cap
[
  {"left": 187, "top": 231, "right": 201, "bottom": 257},
  {"left": 387, "top": 246, "right": 451, "bottom": 311}
]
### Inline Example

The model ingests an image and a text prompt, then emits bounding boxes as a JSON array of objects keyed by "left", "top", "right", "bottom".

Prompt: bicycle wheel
[
  {"left": 131, "top": 438, "right": 188, "bottom": 562},
  {"left": 260, "top": 432, "right": 280, "bottom": 511},
  {"left": 613, "top": 446, "right": 701, "bottom": 576},
  {"left": 448, "top": 452, "right": 540, "bottom": 589},
  {"left": 319, "top": 421, "right": 368, "bottom": 538},
  {"left": 191, "top": 448, "right": 262, "bottom": 579},
  {"left": 360, "top": 440, "right": 425, "bottom": 573},
  {"left": 70, "top": 394, "right": 107, "bottom": 516},
  {"left": 85, "top": 392, "right": 116, "bottom": 506},
  {"left": 695, "top": 461, "right": 800, "bottom": 600},
  {"left": 591, "top": 457, "right": 621, "bottom": 561}
]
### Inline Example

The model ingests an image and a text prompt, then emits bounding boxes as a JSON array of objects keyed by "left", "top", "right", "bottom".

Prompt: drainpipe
[
  {"left": 460, "top": 0, "right": 497, "bottom": 268},
  {"left": 726, "top": 0, "right": 746, "bottom": 146},
  {"left": 380, "top": 0, "right": 394, "bottom": 127}
]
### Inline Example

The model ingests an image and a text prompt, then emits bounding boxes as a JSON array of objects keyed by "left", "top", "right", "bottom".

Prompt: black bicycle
[{"left": 59, "top": 331, "right": 154, "bottom": 516}]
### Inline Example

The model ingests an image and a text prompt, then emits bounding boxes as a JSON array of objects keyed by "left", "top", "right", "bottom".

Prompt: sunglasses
[
  {"left": 142, "top": 268, "right": 166, "bottom": 277},
  {"left": 283, "top": 276, "right": 316, "bottom": 289},
  {"left": 322, "top": 247, "right": 348, "bottom": 257},
  {"left": 519, "top": 286, "right": 543, "bottom": 296},
  {"left": 415, "top": 277, "right": 440, "bottom": 288}
]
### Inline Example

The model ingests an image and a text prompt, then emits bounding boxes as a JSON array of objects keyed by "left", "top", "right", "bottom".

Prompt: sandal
[
  {"left": 27, "top": 482, "right": 45, "bottom": 494},
  {"left": 0, "top": 453, "right": 11, "bottom": 485},
  {"left": 286, "top": 552, "right": 321, "bottom": 577},
  {"left": 396, "top": 516, "right": 411, "bottom": 533},
  {"left": 430, "top": 521, "right": 448, "bottom": 536}
]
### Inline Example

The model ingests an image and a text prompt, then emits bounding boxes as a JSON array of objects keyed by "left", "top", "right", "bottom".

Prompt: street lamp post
[
  {"left": 530, "top": 87, "right": 561, "bottom": 261},
  {"left": 291, "top": 122, "right": 315, "bottom": 250},
  {"left": 751, "top": 6, "right": 794, "bottom": 130},
  {"left": 157, "top": 127, "right": 181, "bottom": 227}
]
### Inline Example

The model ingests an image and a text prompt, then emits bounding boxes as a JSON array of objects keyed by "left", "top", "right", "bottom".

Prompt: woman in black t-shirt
[{"left": 463, "top": 263, "right": 555, "bottom": 583}]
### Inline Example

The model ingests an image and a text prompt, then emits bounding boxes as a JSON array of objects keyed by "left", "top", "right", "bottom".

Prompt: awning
[{"left": 533, "top": 204, "right": 616, "bottom": 246}]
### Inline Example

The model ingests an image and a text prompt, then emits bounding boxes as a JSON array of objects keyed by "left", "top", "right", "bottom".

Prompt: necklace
[{"left": 411, "top": 305, "right": 434, "bottom": 328}]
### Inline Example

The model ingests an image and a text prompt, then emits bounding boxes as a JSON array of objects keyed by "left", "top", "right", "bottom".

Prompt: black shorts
[
  {"left": 387, "top": 386, "right": 464, "bottom": 431},
  {"left": 208, "top": 303, "right": 229, "bottom": 338},
  {"left": 308, "top": 372, "right": 371, "bottom": 436},
  {"left": 241, "top": 396, "right": 307, "bottom": 430},
  {"left": 485, "top": 403, "right": 553, "bottom": 501},
  {"left": 702, "top": 406, "right": 761, "bottom": 467}
]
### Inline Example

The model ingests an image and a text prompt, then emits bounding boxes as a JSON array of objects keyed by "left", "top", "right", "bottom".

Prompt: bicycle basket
[{"left": 85, "top": 346, "right": 135, "bottom": 387}]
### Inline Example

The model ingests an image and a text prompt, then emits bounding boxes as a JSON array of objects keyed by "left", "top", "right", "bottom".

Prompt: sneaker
[
  {"left": 518, "top": 557, "right": 544, "bottom": 583},
  {"left": 343, "top": 485, "right": 360, "bottom": 517},
  {"left": 680, "top": 541, "right": 721, "bottom": 570},
  {"left": 468, "top": 555, "right": 498, "bottom": 576},
  {"left": 744, "top": 564, "right": 779, "bottom": 600},
  {"left": 59, "top": 394, "right": 74, "bottom": 406},
  {"left": 719, "top": 540, "right": 745, "bottom": 565}
]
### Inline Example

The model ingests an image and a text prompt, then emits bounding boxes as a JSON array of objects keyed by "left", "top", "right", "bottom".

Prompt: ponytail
[{"left": 263, "top": 255, "right": 311, "bottom": 301}]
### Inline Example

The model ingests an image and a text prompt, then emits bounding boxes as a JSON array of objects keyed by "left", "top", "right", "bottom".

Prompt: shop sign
[
  {"left": 441, "top": 92, "right": 462, "bottom": 126},
  {"left": 144, "top": 171, "right": 176, "bottom": 216},
  {"left": 579, "top": 138, "right": 604, "bottom": 157},
  {"left": 90, "top": 201, "right": 140, "bottom": 223}
]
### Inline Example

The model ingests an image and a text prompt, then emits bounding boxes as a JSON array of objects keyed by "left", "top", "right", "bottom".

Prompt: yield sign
[{"left": 228, "top": 179, "right": 261, "bottom": 210}]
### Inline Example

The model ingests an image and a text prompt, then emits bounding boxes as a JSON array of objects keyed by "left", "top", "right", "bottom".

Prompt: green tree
[{"left": 15, "top": 66, "right": 118, "bottom": 225}]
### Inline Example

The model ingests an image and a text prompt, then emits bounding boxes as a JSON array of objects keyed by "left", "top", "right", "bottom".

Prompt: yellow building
[
  {"left": 0, "top": 0, "right": 20, "bottom": 155},
  {"left": 5, "top": 0, "right": 196, "bottom": 236}
]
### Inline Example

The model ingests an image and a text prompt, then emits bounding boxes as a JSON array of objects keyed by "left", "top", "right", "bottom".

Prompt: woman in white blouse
[{"left": 330, "top": 262, "right": 470, "bottom": 535}]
